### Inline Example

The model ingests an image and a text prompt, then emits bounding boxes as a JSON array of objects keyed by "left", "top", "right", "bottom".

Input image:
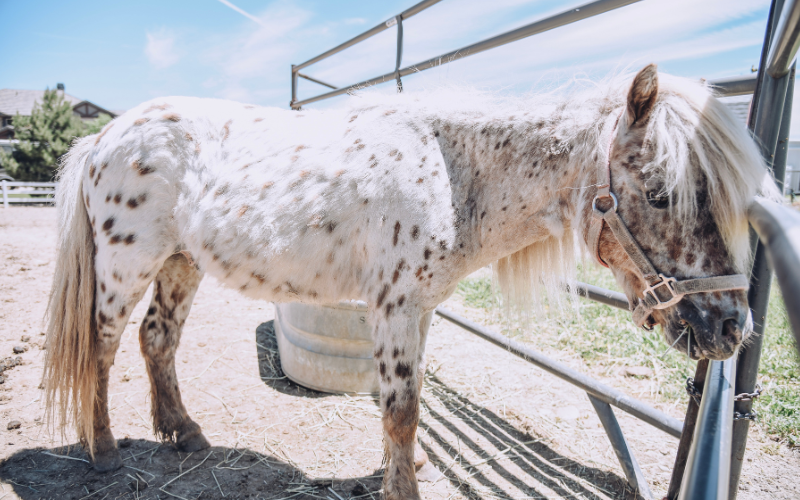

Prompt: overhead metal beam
[
  {"left": 293, "top": 0, "right": 443, "bottom": 72},
  {"left": 292, "top": 0, "right": 642, "bottom": 108}
]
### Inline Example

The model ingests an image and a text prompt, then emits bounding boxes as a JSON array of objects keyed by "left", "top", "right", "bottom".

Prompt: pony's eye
[{"left": 646, "top": 191, "right": 669, "bottom": 209}]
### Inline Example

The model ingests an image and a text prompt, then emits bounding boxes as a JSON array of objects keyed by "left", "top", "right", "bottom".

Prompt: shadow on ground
[
  {"left": 420, "top": 373, "right": 645, "bottom": 499},
  {"left": 0, "top": 439, "right": 383, "bottom": 500},
  {"left": 256, "top": 320, "right": 332, "bottom": 399},
  {"left": 0, "top": 322, "right": 642, "bottom": 500}
]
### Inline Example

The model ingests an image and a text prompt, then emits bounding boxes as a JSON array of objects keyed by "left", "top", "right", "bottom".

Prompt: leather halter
[{"left": 588, "top": 110, "right": 749, "bottom": 329}]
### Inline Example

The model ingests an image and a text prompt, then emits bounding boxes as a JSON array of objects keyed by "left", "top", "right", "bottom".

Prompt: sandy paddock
[{"left": 0, "top": 206, "right": 797, "bottom": 499}]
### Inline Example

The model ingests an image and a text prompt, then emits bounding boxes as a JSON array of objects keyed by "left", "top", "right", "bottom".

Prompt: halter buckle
[{"left": 642, "top": 274, "right": 683, "bottom": 309}]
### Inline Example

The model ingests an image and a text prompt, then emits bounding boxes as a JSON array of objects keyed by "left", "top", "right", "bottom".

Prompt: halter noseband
[{"left": 588, "top": 110, "right": 749, "bottom": 329}]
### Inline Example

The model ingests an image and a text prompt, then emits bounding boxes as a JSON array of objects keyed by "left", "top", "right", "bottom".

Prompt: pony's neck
[{"left": 431, "top": 96, "right": 615, "bottom": 270}]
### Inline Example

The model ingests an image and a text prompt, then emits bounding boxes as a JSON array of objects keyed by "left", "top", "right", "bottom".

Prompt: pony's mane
[
  {"left": 491, "top": 74, "right": 780, "bottom": 313},
  {"left": 343, "top": 74, "right": 781, "bottom": 313}
]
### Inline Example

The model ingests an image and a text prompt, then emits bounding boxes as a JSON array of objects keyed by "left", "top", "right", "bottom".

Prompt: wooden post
[{"left": 2, "top": 181, "right": 8, "bottom": 208}]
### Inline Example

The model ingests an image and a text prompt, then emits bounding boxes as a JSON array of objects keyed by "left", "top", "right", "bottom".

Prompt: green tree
[
  {"left": 84, "top": 113, "right": 112, "bottom": 136},
  {"left": 0, "top": 88, "right": 86, "bottom": 181}
]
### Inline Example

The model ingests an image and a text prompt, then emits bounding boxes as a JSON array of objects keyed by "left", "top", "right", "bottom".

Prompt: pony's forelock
[{"left": 641, "top": 75, "right": 781, "bottom": 272}]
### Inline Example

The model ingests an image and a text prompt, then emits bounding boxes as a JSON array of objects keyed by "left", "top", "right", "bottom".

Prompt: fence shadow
[{"left": 418, "top": 373, "right": 646, "bottom": 500}]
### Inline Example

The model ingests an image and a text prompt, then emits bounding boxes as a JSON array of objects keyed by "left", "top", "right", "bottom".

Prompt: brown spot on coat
[
  {"left": 94, "top": 122, "right": 114, "bottom": 145},
  {"left": 393, "top": 221, "right": 401, "bottom": 246},
  {"left": 124, "top": 234, "right": 136, "bottom": 245},
  {"left": 377, "top": 284, "right": 390, "bottom": 307},
  {"left": 143, "top": 103, "right": 171, "bottom": 113},
  {"left": 395, "top": 362, "right": 412, "bottom": 379},
  {"left": 134, "top": 117, "right": 150, "bottom": 126},
  {"left": 127, "top": 194, "right": 147, "bottom": 208},
  {"left": 102, "top": 218, "right": 115, "bottom": 232},
  {"left": 162, "top": 112, "right": 181, "bottom": 122}
]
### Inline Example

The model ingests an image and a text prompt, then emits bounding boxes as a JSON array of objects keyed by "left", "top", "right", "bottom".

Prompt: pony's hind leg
[
  {"left": 92, "top": 261, "right": 154, "bottom": 471},
  {"left": 139, "top": 253, "right": 208, "bottom": 452}
]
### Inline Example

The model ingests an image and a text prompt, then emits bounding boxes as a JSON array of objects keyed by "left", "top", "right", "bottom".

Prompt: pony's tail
[{"left": 43, "top": 136, "right": 98, "bottom": 456}]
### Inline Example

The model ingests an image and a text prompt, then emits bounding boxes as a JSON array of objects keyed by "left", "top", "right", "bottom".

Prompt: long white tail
[{"left": 43, "top": 136, "right": 99, "bottom": 454}]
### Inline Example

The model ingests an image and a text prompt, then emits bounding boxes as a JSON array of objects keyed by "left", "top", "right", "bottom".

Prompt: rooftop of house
[{"left": 0, "top": 88, "right": 117, "bottom": 118}]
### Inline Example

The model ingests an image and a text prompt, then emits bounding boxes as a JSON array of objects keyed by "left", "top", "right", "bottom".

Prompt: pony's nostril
[{"left": 721, "top": 318, "right": 742, "bottom": 345}]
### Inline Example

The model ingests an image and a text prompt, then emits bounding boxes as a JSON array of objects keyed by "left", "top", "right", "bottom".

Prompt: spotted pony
[{"left": 44, "top": 65, "right": 779, "bottom": 499}]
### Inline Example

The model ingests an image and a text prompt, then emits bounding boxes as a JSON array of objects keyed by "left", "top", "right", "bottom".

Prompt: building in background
[{"left": 0, "top": 83, "right": 118, "bottom": 140}]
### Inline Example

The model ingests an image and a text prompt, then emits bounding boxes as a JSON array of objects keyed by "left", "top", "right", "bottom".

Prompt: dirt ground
[{"left": 0, "top": 206, "right": 798, "bottom": 500}]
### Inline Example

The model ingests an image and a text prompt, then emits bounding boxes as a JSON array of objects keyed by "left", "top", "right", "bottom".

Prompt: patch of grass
[
  {"left": 758, "top": 292, "right": 800, "bottom": 446},
  {"left": 455, "top": 265, "right": 800, "bottom": 444}
]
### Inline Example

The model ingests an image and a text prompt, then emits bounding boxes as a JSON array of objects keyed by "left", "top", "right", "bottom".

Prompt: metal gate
[{"left": 290, "top": 1, "right": 800, "bottom": 498}]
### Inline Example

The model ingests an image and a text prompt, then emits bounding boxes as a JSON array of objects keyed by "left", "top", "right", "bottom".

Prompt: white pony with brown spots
[{"left": 44, "top": 65, "right": 779, "bottom": 499}]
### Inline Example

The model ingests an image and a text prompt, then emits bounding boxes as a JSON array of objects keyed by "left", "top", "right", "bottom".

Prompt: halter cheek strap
[{"left": 588, "top": 110, "right": 749, "bottom": 329}]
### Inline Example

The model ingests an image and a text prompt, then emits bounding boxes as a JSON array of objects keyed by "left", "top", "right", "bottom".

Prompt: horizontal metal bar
[
  {"left": 588, "top": 394, "right": 654, "bottom": 499},
  {"left": 293, "top": 0, "right": 443, "bottom": 72},
  {"left": 708, "top": 74, "right": 758, "bottom": 97},
  {"left": 678, "top": 358, "right": 736, "bottom": 500},
  {"left": 293, "top": 0, "right": 642, "bottom": 108},
  {"left": 435, "top": 306, "right": 683, "bottom": 438},
  {"left": 768, "top": 0, "right": 800, "bottom": 77},
  {"left": 571, "top": 281, "right": 630, "bottom": 310},
  {"left": 747, "top": 196, "right": 800, "bottom": 346},
  {"left": 297, "top": 72, "right": 338, "bottom": 90}
]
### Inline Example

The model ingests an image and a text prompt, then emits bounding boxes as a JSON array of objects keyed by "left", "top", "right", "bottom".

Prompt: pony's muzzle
[{"left": 674, "top": 299, "right": 745, "bottom": 360}]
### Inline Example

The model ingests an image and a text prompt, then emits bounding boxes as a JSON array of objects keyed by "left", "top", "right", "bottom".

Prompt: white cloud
[{"left": 145, "top": 29, "right": 180, "bottom": 69}]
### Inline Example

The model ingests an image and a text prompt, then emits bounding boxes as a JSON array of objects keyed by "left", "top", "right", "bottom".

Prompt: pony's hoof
[
  {"left": 415, "top": 461, "right": 444, "bottom": 483},
  {"left": 93, "top": 447, "right": 123, "bottom": 472},
  {"left": 177, "top": 431, "right": 210, "bottom": 452}
]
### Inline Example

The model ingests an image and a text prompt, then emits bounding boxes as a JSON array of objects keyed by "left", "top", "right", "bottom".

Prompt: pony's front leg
[{"left": 374, "top": 307, "right": 426, "bottom": 500}]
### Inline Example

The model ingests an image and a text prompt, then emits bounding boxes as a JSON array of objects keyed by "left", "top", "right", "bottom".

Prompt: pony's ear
[{"left": 626, "top": 63, "right": 659, "bottom": 126}]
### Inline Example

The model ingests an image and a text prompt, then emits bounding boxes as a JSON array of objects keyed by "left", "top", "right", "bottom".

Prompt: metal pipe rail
[
  {"left": 571, "top": 281, "right": 630, "bottom": 310},
  {"left": 709, "top": 74, "right": 758, "bottom": 97},
  {"left": 291, "top": 0, "right": 443, "bottom": 106},
  {"left": 291, "top": 0, "right": 642, "bottom": 109},
  {"left": 434, "top": 306, "right": 683, "bottom": 438},
  {"left": 748, "top": 196, "right": 800, "bottom": 347},
  {"left": 768, "top": 0, "right": 800, "bottom": 77},
  {"left": 678, "top": 358, "right": 737, "bottom": 500}
]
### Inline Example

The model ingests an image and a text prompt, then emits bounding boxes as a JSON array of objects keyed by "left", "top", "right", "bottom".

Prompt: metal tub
[{"left": 274, "top": 301, "right": 379, "bottom": 394}]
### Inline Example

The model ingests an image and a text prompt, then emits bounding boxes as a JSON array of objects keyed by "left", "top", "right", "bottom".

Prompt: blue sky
[{"left": 1, "top": 0, "right": 789, "bottom": 134}]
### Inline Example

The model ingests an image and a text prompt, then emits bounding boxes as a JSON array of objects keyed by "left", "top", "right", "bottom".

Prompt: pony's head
[{"left": 594, "top": 64, "right": 780, "bottom": 360}]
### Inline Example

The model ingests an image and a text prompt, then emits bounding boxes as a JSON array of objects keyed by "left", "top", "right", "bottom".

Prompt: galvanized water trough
[{"left": 274, "top": 301, "right": 379, "bottom": 394}]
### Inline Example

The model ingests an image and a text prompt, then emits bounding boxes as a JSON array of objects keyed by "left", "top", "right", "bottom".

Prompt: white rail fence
[{"left": 1, "top": 181, "right": 57, "bottom": 207}]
